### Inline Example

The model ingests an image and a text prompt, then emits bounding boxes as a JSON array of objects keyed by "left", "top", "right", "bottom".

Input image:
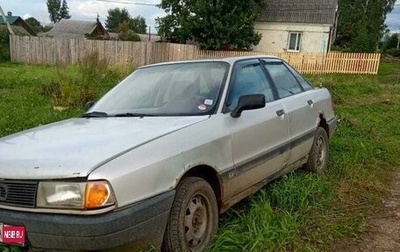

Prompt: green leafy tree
[
  {"left": 105, "top": 8, "right": 147, "bottom": 34},
  {"left": 47, "top": 0, "right": 61, "bottom": 23},
  {"left": 335, "top": 0, "right": 396, "bottom": 52},
  {"left": 46, "top": 0, "right": 71, "bottom": 23},
  {"left": 60, "top": 0, "right": 71, "bottom": 20},
  {"left": 130, "top": 16, "right": 147, "bottom": 34},
  {"left": 156, "top": 0, "right": 266, "bottom": 50},
  {"left": 25, "top": 17, "right": 44, "bottom": 34},
  {"left": 105, "top": 8, "right": 131, "bottom": 32},
  {"left": 384, "top": 33, "right": 400, "bottom": 50},
  {"left": 117, "top": 21, "right": 141, "bottom": 41}
]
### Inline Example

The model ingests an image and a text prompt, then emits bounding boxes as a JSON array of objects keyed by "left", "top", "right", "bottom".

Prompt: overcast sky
[
  {"left": 1, "top": 0, "right": 400, "bottom": 33},
  {"left": 0, "top": 0, "right": 164, "bottom": 32}
]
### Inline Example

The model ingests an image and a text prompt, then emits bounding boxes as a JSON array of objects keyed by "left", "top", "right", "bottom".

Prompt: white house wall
[{"left": 254, "top": 22, "right": 332, "bottom": 53}]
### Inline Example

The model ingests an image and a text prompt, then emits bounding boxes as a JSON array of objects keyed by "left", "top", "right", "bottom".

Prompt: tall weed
[{"left": 41, "top": 51, "right": 132, "bottom": 108}]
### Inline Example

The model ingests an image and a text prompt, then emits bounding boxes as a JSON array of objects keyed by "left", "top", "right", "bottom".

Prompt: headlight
[{"left": 37, "top": 180, "right": 116, "bottom": 210}]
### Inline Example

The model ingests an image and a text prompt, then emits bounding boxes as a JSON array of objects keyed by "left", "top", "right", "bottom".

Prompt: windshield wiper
[
  {"left": 113, "top": 113, "right": 155, "bottom": 118},
  {"left": 82, "top": 111, "right": 109, "bottom": 118}
]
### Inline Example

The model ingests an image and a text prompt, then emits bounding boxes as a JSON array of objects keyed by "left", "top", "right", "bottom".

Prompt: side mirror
[
  {"left": 231, "top": 94, "right": 265, "bottom": 118},
  {"left": 85, "top": 101, "right": 95, "bottom": 111}
]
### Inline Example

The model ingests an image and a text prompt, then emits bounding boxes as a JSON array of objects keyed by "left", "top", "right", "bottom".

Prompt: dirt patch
[{"left": 336, "top": 171, "right": 400, "bottom": 252}]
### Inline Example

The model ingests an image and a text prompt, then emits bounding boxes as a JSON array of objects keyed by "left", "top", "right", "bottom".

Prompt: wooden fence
[
  {"left": 198, "top": 50, "right": 381, "bottom": 75},
  {"left": 9, "top": 36, "right": 197, "bottom": 66},
  {"left": 10, "top": 36, "right": 381, "bottom": 74}
]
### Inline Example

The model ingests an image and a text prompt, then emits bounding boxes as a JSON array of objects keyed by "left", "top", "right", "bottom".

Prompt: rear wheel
[
  {"left": 163, "top": 177, "right": 218, "bottom": 252},
  {"left": 304, "top": 127, "right": 329, "bottom": 173}
]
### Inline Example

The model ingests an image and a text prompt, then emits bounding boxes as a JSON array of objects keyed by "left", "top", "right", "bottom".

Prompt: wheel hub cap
[
  {"left": 185, "top": 195, "right": 208, "bottom": 248},
  {"left": 315, "top": 136, "right": 326, "bottom": 169}
]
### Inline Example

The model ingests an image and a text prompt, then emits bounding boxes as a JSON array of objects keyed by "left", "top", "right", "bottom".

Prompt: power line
[{"left": 95, "top": 0, "right": 157, "bottom": 6}]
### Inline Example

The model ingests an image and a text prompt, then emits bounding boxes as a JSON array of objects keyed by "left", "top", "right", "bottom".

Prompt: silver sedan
[{"left": 0, "top": 56, "right": 336, "bottom": 251}]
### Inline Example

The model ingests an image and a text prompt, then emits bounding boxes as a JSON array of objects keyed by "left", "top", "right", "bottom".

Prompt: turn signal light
[{"left": 85, "top": 181, "right": 114, "bottom": 209}]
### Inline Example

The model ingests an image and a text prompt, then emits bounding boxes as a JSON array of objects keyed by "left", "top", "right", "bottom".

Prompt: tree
[
  {"left": 60, "top": 0, "right": 71, "bottom": 20},
  {"left": 156, "top": 0, "right": 266, "bottom": 50},
  {"left": 47, "top": 0, "right": 61, "bottom": 23},
  {"left": 118, "top": 21, "right": 141, "bottom": 41},
  {"left": 25, "top": 17, "right": 44, "bottom": 34},
  {"left": 383, "top": 33, "right": 400, "bottom": 50},
  {"left": 335, "top": 0, "right": 396, "bottom": 52},
  {"left": 105, "top": 8, "right": 131, "bottom": 32},
  {"left": 105, "top": 8, "right": 147, "bottom": 34},
  {"left": 130, "top": 16, "right": 147, "bottom": 34},
  {"left": 46, "top": 0, "right": 71, "bottom": 23}
]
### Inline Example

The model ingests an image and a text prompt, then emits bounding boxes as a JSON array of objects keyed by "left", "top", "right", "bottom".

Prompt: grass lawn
[{"left": 0, "top": 62, "right": 399, "bottom": 251}]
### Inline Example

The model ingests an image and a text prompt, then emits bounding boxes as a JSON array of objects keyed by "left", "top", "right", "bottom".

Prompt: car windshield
[{"left": 89, "top": 62, "right": 229, "bottom": 117}]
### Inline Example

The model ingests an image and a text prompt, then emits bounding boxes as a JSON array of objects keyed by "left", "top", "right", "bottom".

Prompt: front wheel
[
  {"left": 304, "top": 127, "right": 329, "bottom": 173},
  {"left": 163, "top": 177, "right": 218, "bottom": 252}
]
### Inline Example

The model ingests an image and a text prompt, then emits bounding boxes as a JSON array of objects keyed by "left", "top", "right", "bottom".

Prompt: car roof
[{"left": 139, "top": 55, "right": 281, "bottom": 69}]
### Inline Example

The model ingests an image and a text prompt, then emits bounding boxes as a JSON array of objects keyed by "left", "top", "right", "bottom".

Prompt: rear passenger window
[
  {"left": 285, "top": 63, "right": 314, "bottom": 91},
  {"left": 264, "top": 62, "right": 303, "bottom": 98}
]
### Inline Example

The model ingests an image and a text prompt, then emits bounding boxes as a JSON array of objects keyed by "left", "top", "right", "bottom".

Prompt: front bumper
[{"left": 0, "top": 190, "right": 175, "bottom": 251}]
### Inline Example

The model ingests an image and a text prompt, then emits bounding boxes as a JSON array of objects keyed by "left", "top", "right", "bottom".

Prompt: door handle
[
  {"left": 276, "top": 109, "right": 285, "bottom": 117},
  {"left": 307, "top": 100, "right": 313, "bottom": 105}
]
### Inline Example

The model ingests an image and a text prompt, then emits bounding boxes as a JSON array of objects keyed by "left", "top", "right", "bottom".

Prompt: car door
[
  {"left": 223, "top": 59, "right": 290, "bottom": 198},
  {"left": 262, "top": 59, "right": 317, "bottom": 166}
]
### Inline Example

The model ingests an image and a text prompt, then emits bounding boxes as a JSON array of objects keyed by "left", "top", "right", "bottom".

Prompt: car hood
[{"left": 0, "top": 116, "right": 208, "bottom": 180}]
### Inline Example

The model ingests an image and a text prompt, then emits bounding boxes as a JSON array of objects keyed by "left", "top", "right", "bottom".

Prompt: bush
[
  {"left": 0, "top": 27, "right": 10, "bottom": 62},
  {"left": 119, "top": 30, "right": 141, "bottom": 41},
  {"left": 385, "top": 48, "right": 400, "bottom": 57}
]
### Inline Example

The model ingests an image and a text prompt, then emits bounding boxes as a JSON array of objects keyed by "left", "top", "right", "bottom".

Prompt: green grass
[{"left": 0, "top": 62, "right": 399, "bottom": 251}]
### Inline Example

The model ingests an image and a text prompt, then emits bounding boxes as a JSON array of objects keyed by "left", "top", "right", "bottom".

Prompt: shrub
[
  {"left": 119, "top": 30, "right": 141, "bottom": 41},
  {"left": 385, "top": 48, "right": 400, "bottom": 57},
  {"left": 0, "top": 27, "right": 10, "bottom": 62}
]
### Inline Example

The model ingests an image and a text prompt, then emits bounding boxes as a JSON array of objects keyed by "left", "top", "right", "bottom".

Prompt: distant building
[
  {"left": 255, "top": 0, "right": 338, "bottom": 53},
  {"left": 40, "top": 19, "right": 109, "bottom": 39},
  {"left": 0, "top": 11, "right": 36, "bottom": 36}
]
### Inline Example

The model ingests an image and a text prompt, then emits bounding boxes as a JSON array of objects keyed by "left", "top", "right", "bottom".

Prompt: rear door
[
  {"left": 262, "top": 59, "right": 317, "bottom": 166},
  {"left": 223, "top": 59, "right": 290, "bottom": 198}
]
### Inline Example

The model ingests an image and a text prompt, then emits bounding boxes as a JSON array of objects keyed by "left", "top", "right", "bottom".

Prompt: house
[
  {"left": 0, "top": 11, "right": 36, "bottom": 36},
  {"left": 254, "top": 0, "right": 338, "bottom": 53},
  {"left": 41, "top": 19, "right": 109, "bottom": 39}
]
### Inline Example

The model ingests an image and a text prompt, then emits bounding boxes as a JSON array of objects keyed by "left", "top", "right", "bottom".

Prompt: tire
[
  {"left": 304, "top": 127, "right": 329, "bottom": 173},
  {"left": 163, "top": 177, "right": 218, "bottom": 252}
]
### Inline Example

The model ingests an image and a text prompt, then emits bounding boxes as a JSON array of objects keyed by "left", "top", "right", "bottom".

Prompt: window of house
[{"left": 288, "top": 32, "right": 302, "bottom": 52}]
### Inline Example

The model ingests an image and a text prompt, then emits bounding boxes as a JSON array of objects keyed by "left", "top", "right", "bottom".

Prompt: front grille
[{"left": 0, "top": 180, "right": 38, "bottom": 208}]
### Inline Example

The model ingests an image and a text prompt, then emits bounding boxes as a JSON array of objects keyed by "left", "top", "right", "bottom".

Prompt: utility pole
[{"left": 0, "top": 5, "right": 15, "bottom": 35}]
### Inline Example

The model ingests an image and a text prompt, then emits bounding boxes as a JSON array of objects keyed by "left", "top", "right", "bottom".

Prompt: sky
[
  {"left": 1, "top": 0, "right": 400, "bottom": 33},
  {"left": 0, "top": 0, "right": 165, "bottom": 32},
  {"left": 387, "top": 2, "right": 400, "bottom": 33}
]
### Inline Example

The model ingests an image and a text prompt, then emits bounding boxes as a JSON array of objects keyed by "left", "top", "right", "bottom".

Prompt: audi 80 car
[{"left": 0, "top": 56, "right": 336, "bottom": 251}]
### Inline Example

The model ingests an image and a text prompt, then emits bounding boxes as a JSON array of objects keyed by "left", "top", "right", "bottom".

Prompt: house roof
[
  {"left": 0, "top": 25, "right": 32, "bottom": 36},
  {"left": 259, "top": 0, "right": 338, "bottom": 25},
  {"left": 45, "top": 19, "right": 106, "bottom": 38},
  {"left": 0, "top": 16, "right": 19, "bottom": 25}
]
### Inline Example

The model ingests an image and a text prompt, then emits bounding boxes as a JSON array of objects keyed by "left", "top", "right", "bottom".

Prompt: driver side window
[{"left": 226, "top": 61, "right": 274, "bottom": 111}]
